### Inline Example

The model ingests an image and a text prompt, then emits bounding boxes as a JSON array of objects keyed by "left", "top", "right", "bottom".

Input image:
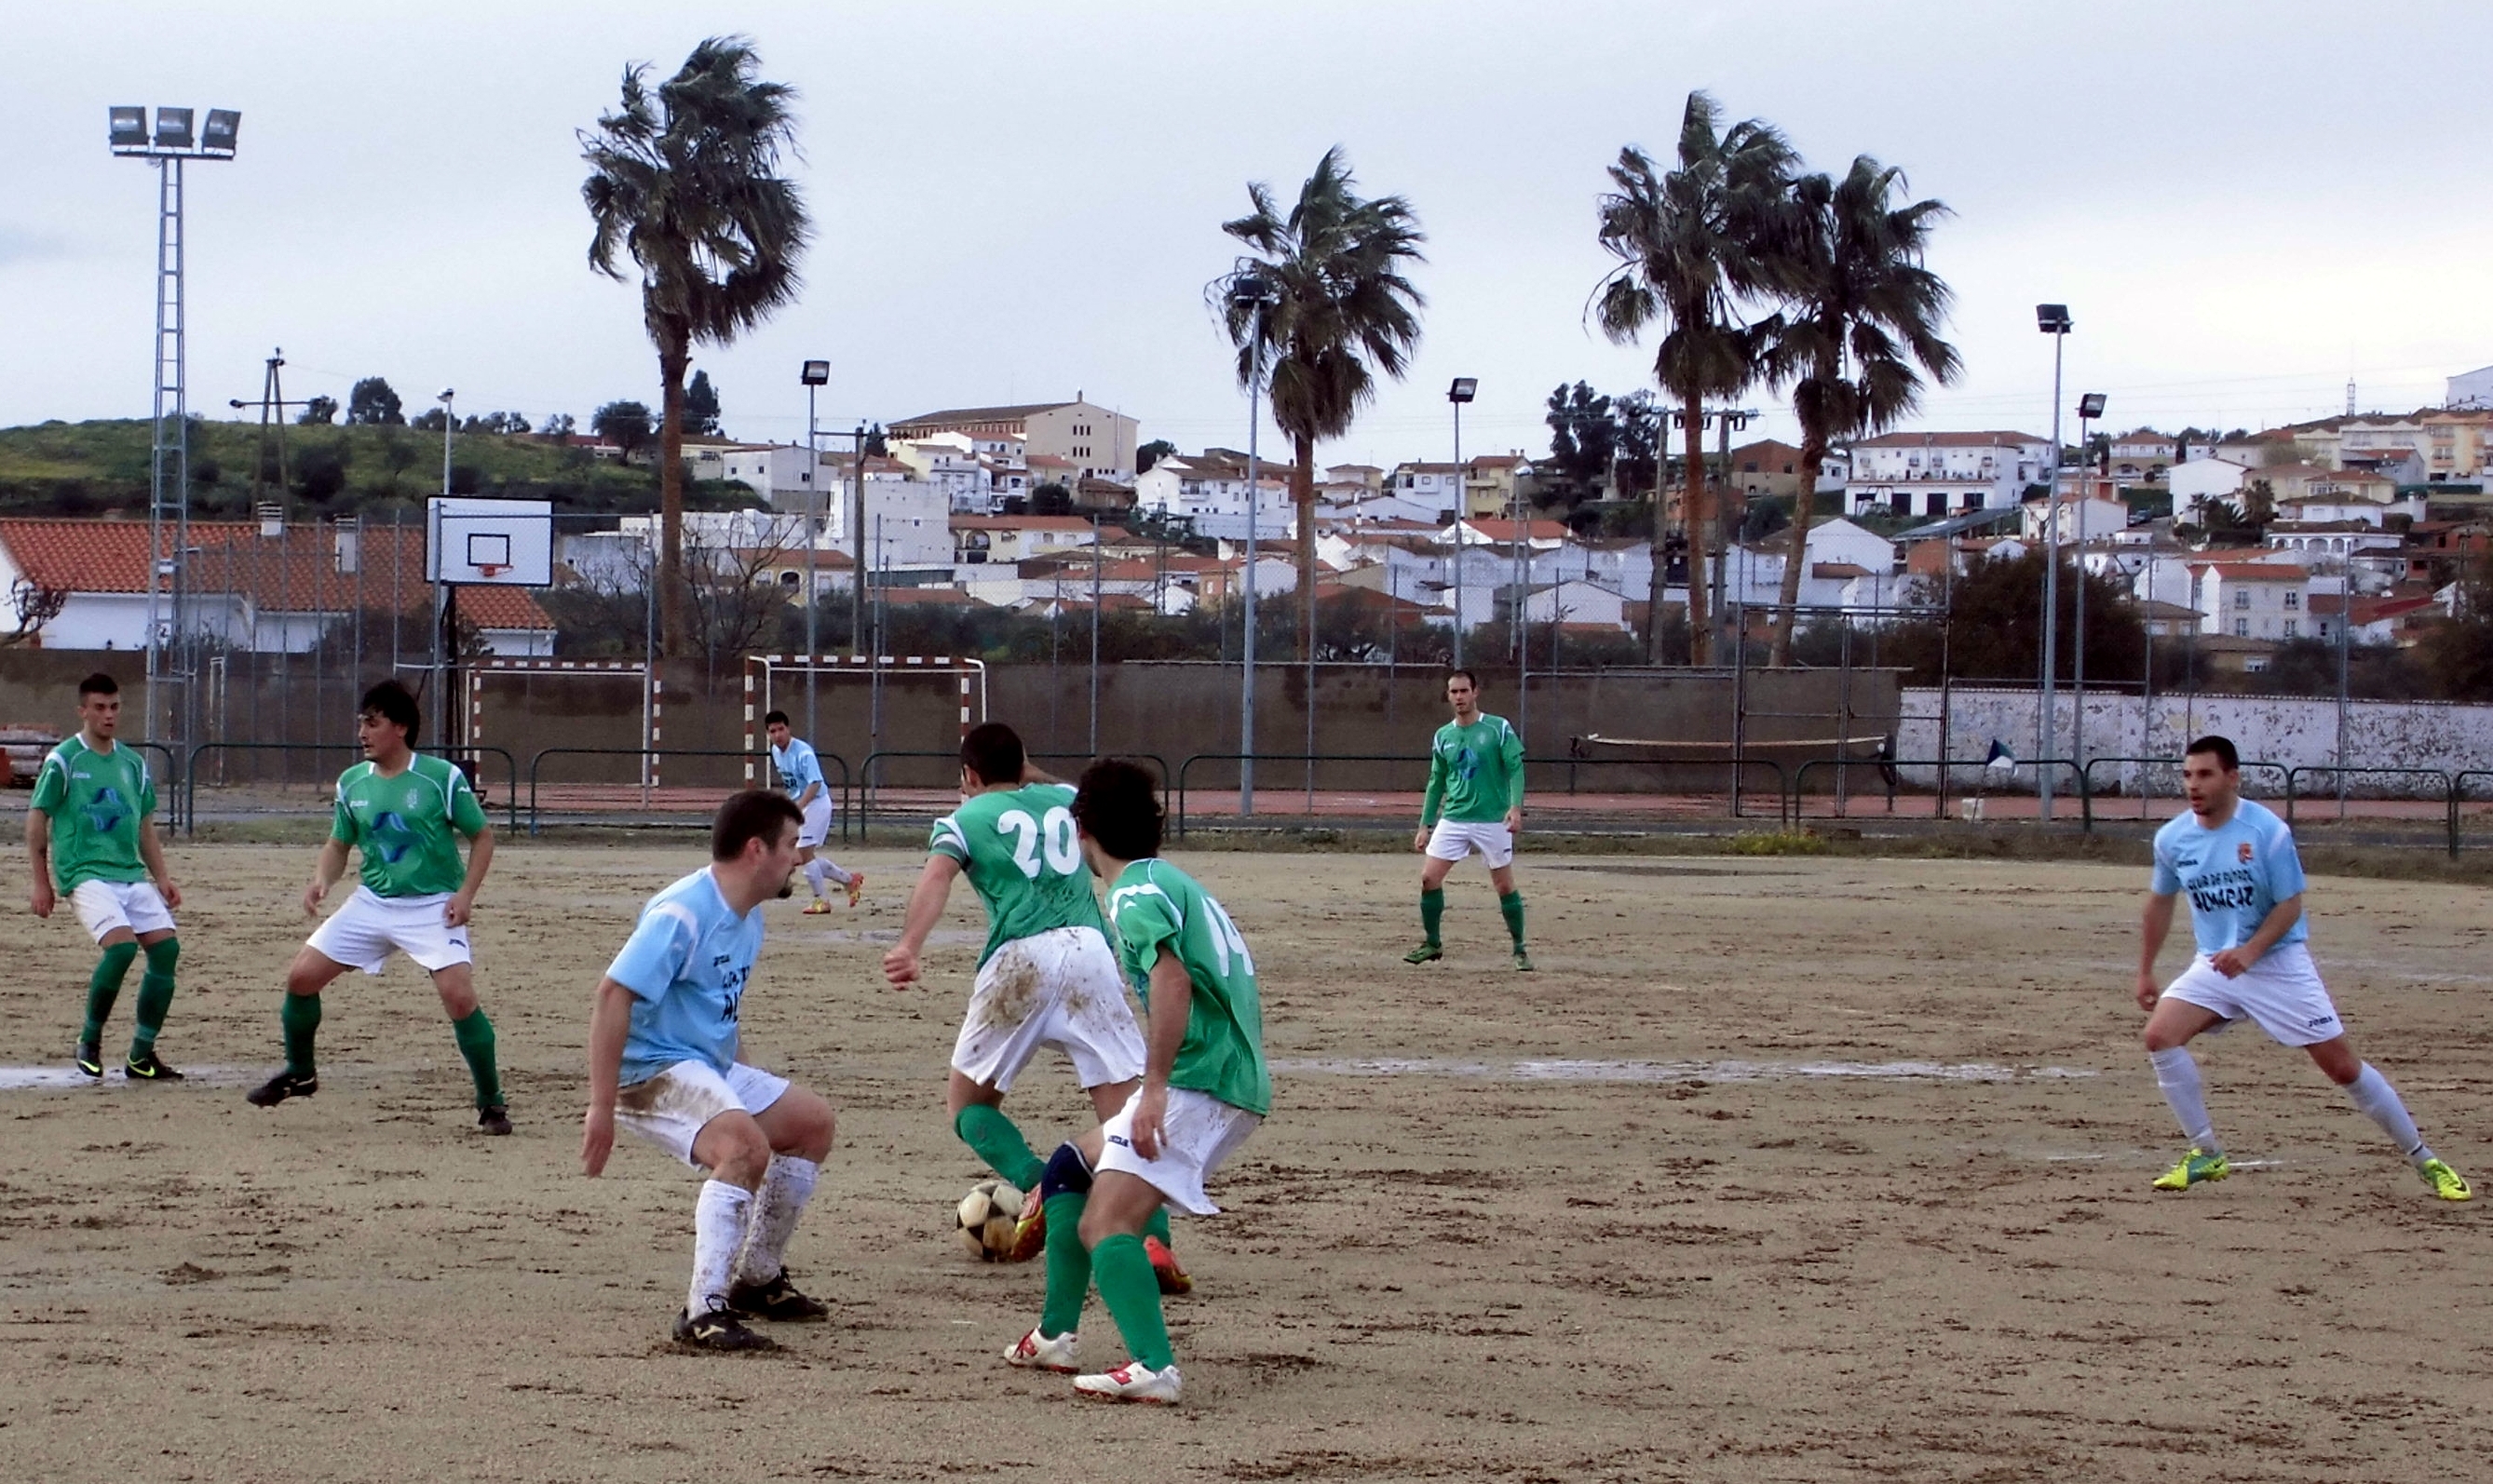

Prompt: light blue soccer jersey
[
  {"left": 2151, "top": 798, "right": 2310, "bottom": 957},
  {"left": 606, "top": 867, "right": 764, "bottom": 1084},
  {"left": 770, "top": 737, "right": 826, "bottom": 801}
]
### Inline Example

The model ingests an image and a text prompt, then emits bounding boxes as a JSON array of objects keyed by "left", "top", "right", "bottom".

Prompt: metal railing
[
  {"left": 2455, "top": 771, "right": 2493, "bottom": 857},
  {"left": 2282, "top": 765, "right": 2453, "bottom": 831},
  {"left": 1171, "top": 751, "right": 1787, "bottom": 838},
  {"left": 2078, "top": 757, "right": 2289, "bottom": 833},
  {"left": 183, "top": 742, "right": 519, "bottom": 834},
  {"left": 853, "top": 751, "right": 1168, "bottom": 833},
  {"left": 524, "top": 748, "right": 846, "bottom": 838},
  {"left": 1788, "top": 755, "right": 2085, "bottom": 826}
]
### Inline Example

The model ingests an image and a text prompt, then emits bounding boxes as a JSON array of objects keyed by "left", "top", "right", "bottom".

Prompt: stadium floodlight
[
  {"left": 201, "top": 109, "right": 240, "bottom": 155},
  {"left": 109, "top": 107, "right": 148, "bottom": 149},
  {"left": 154, "top": 107, "right": 195, "bottom": 149},
  {"left": 2078, "top": 392, "right": 2107, "bottom": 419},
  {"left": 2035, "top": 303, "right": 2073, "bottom": 820},
  {"left": 800, "top": 359, "right": 830, "bottom": 386},
  {"left": 2036, "top": 304, "right": 2073, "bottom": 334},
  {"left": 1447, "top": 377, "right": 1478, "bottom": 404}
]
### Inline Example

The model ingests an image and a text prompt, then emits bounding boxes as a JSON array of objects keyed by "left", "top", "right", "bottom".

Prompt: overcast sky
[{"left": 7, "top": 1, "right": 2491, "bottom": 468}]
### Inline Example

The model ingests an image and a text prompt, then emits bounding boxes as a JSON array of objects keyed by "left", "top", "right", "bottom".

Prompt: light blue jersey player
[
  {"left": 765, "top": 709, "right": 861, "bottom": 911},
  {"left": 2133, "top": 735, "right": 2468, "bottom": 1201},
  {"left": 582, "top": 791, "right": 844, "bottom": 1351}
]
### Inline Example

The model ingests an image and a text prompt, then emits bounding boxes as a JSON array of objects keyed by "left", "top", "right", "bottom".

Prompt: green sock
[
  {"left": 130, "top": 938, "right": 179, "bottom": 1057},
  {"left": 83, "top": 941, "right": 139, "bottom": 1045},
  {"left": 1092, "top": 1233, "right": 1174, "bottom": 1370},
  {"left": 281, "top": 992, "right": 322, "bottom": 1077},
  {"left": 1145, "top": 1206, "right": 1172, "bottom": 1247},
  {"left": 1039, "top": 1192, "right": 1091, "bottom": 1338},
  {"left": 452, "top": 1007, "right": 502, "bottom": 1109},
  {"left": 1420, "top": 888, "right": 1444, "bottom": 947},
  {"left": 1499, "top": 890, "right": 1526, "bottom": 950},
  {"left": 955, "top": 1104, "right": 1047, "bottom": 1191}
]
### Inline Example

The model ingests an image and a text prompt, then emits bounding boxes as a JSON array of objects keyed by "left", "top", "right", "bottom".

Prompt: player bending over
[
  {"left": 26, "top": 672, "right": 186, "bottom": 1081},
  {"left": 1002, "top": 759, "right": 1270, "bottom": 1404},
  {"left": 1406, "top": 668, "right": 1530, "bottom": 971},
  {"left": 765, "top": 709, "right": 862, "bottom": 913},
  {"left": 581, "top": 789, "right": 840, "bottom": 1351},
  {"left": 246, "top": 681, "right": 509, "bottom": 1134},
  {"left": 883, "top": 723, "right": 1187, "bottom": 1288},
  {"left": 2135, "top": 734, "right": 2470, "bottom": 1201}
]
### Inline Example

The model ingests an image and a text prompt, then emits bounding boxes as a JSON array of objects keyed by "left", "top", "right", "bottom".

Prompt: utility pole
[{"left": 227, "top": 348, "right": 309, "bottom": 509}]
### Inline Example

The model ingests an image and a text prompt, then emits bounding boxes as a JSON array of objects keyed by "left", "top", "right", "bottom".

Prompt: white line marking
[{"left": 1267, "top": 1057, "right": 2099, "bottom": 1085}]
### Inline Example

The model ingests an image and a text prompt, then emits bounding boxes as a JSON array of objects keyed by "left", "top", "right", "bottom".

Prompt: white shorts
[
  {"left": 615, "top": 1060, "right": 792, "bottom": 1168},
  {"left": 1426, "top": 819, "right": 1514, "bottom": 868},
  {"left": 1096, "top": 1086, "right": 1262, "bottom": 1217},
  {"left": 796, "top": 795, "right": 833, "bottom": 849},
  {"left": 951, "top": 925, "right": 1146, "bottom": 1094},
  {"left": 2161, "top": 943, "right": 2345, "bottom": 1047},
  {"left": 306, "top": 886, "right": 473, "bottom": 976},
  {"left": 70, "top": 879, "right": 175, "bottom": 942}
]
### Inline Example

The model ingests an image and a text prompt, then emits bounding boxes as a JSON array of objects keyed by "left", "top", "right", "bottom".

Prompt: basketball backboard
[{"left": 427, "top": 497, "right": 553, "bottom": 585}]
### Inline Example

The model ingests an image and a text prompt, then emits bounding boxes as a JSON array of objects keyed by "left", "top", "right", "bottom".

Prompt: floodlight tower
[
  {"left": 111, "top": 104, "right": 240, "bottom": 745},
  {"left": 2035, "top": 304, "right": 2073, "bottom": 820}
]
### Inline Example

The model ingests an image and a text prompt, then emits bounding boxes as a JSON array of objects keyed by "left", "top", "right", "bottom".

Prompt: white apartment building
[
  {"left": 1388, "top": 462, "right": 1468, "bottom": 518},
  {"left": 1131, "top": 452, "right": 1296, "bottom": 540},
  {"left": 2106, "top": 431, "right": 2175, "bottom": 482},
  {"left": 2447, "top": 365, "right": 2493, "bottom": 410},
  {"left": 1845, "top": 431, "right": 2052, "bottom": 518},
  {"left": 2188, "top": 560, "right": 2311, "bottom": 641}
]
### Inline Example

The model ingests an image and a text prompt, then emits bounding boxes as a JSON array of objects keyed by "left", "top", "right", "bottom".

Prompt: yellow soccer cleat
[
  {"left": 2152, "top": 1148, "right": 2229, "bottom": 1192},
  {"left": 2419, "top": 1158, "right": 2473, "bottom": 1202},
  {"left": 802, "top": 899, "right": 834, "bottom": 915}
]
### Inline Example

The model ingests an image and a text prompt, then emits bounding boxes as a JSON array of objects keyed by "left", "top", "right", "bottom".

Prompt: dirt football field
[{"left": 4, "top": 839, "right": 2491, "bottom": 1482}]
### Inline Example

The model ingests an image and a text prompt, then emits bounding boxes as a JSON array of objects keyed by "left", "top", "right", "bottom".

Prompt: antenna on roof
[{"left": 2346, "top": 378, "right": 2356, "bottom": 417}]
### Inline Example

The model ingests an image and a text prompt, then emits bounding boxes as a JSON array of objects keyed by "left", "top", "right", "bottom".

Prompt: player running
[
  {"left": 1405, "top": 668, "right": 1531, "bottom": 971},
  {"left": 25, "top": 672, "right": 186, "bottom": 1081},
  {"left": 581, "top": 789, "right": 840, "bottom": 1352},
  {"left": 2135, "top": 734, "right": 2470, "bottom": 1201},
  {"left": 1001, "top": 759, "right": 1270, "bottom": 1405},
  {"left": 881, "top": 722, "right": 1187, "bottom": 1290},
  {"left": 764, "top": 709, "right": 862, "bottom": 913},
  {"left": 245, "top": 681, "right": 510, "bottom": 1134}
]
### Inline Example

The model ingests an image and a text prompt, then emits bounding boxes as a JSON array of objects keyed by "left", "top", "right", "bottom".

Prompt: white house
[
  {"left": 2189, "top": 560, "right": 2312, "bottom": 641},
  {"left": 2107, "top": 430, "right": 2175, "bottom": 482},
  {"left": 2446, "top": 365, "right": 2493, "bottom": 410},
  {"left": 1387, "top": 462, "right": 1467, "bottom": 517},
  {"left": 2022, "top": 492, "right": 2131, "bottom": 543},
  {"left": 2167, "top": 456, "right": 2256, "bottom": 523},
  {"left": 1845, "top": 431, "right": 2053, "bottom": 518},
  {"left": 1131, "top": 452, "right": 1295, "bottom": 539}
]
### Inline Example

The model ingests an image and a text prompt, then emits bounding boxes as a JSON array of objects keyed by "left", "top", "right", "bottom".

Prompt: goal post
[
  {"left": 740, "top": 654, "right": 989, "bottom": 784},
  {"left": 464, "top": 658, "right": 664, "bottom": 789}
]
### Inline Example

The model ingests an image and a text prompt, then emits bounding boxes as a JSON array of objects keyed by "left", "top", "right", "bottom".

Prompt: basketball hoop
[{"left": 475, "top": 563, "right": 508, "bottom": 580}]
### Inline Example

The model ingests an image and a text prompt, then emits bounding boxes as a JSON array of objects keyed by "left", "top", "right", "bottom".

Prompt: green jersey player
[
  {"left": 245, "top": 681, "right": 509, "bottom": 1134},
  {"left": 25, "top": 671, "right": 186, "bottom": 1080},
  {"left": 1406, "top": 668, "right": 1530, "bottom": 970},
  {"left": 883, "top": 723, "right": 1186, "bottom": 1288},
  {"left": 1000, "top": 758, "right": 1271, "bottom": 1405}
]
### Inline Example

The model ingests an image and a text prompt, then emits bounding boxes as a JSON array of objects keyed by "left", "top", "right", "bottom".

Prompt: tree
[
  {"left": 1595, "top": 92, "right": 1797, "bottom": 665},
  {"left": 592, "top": 400, "right": 655, "bottom": 462},
  {"left": 2417, "top": 552, "right": 2493, "bottom": 700},
  {"left": 1543, "top": 382, "right": 1617, "bottom": 500},
  {"left": 864, "top": 423, "right": 888, "bottom": 457},
  {"left": 294, "top": 445, "right": 349, "bottom": 504},
  {"left": 1759, "top": 155, "right": 1960, "bottom": 666},
  {"left": 1213, "top": 146, "right": 1426, "bottom": 658},
  {"left": 1613, "top": 389, "right": 1663, "bottom": 499},
  {"left": 540, "top": 412, "right": 577, "bottom": 439},
  {"left": 685, "top": 370, "right": 723, "bottom": 436},
  {"left": 297, "top": 395, "right": 339, "bottom": 425},
  {"left": 5, "top": 576, "right": 68, "bottom": 647},
  {"left": 1883, "top": 548, "right": 2143, "bottom": 686},
  {"left": 1031, "top": 480, "right": 1074, "bottom": 516},
  {"left": 583, "top": 35, "right": 812, "bottom": 657},
  {"left": 346, "top": 377, "right": 405, "bottom": 425},
  {"left": 412, "top": 407, "right": 448, "bottom": 433},
  {"left": 1137, "top": 438, "right": 1177, "bottom": 474}
]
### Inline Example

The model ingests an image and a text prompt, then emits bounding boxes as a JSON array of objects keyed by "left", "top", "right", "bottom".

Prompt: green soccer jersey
[
  {"left": 928, "top": 782, "right": 1109, "bottom": 966},
  {"left": 1104, "top": 857, "right": 1271, "bottom": 1116},
  {"left": 331, "top": 753, "right": 488, "bottom": 898},
  {"left": 1421, "top": 712, "right": 1524, "bottom": 826},
  {"left": 30, "top": 735, "right": 156, "bottom": 893}
]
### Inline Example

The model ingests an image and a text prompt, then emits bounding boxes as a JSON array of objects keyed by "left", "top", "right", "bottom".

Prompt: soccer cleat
[
  {"left": 2152, "top": 1148, "right": 2229, "bottom": 1191},
  {"left": 1513, "top": 949, "right": 1536, "bottom": 973},
  {"left": 1145, "top": 1234, "right": 1192, "bottom": 1296},
  {"left": 846, "top": 872, "right": 866, "bottom": 909},
  {"left": 477, "top": 1104, "right": 513, "bottom": 1136},
  {"left": 1076, "top": 1359, "right": 1182, "bottom": 1404},
  {"left": 2419, "top": 1158, "right": 2473, "bottom": 1202},
  {"left": 123, "top": 1052, "right": 183, "bottom": 1082},
  {"left": 802, "top": 899, "right": 834, "bottom": 915},
  {"left": 1005, "top": 1185, "right": 1048, "bottom": 1263},
  {"left": 672, "top": 1302, "right": 777, "bottom": 1352},
  {"left": 1002, "top": 1327, "right": 1079, "bottom": 1373},
  {"left": 75, "top": 1042, "right": 103, "bottom": 1080},
  {"left": 726, "top": 1269, "right": 829, "bottom": 1322},
  {"left": 1402, "top": 943, "right": 1443, "bottom": 965},
  {"left": 245, "top": 1069, "right": 318, "bottom": 1107}
]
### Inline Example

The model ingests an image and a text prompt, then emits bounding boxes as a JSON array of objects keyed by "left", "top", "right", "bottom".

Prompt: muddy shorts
[{"left": 951, "top": 924, "right": 1145, "bottom": 1093}]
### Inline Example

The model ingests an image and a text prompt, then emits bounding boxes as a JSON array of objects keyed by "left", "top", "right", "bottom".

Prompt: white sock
[
  {"left": 805, "top": 859, "right": 829, "bottom": 899},
  {"left": 689, "top": 1180, "right": 754, "bottom": 1316},
  {"left": 819, "top": 858, "right": 854, "bottom": 886},
  {"left": 733, "top": 1156, "right": 820, "bottom": 1287},
  {"left": 2345, "top": 1063, "right": 2433, "bottom": 1165},
  {"left": 2149, "top": 1047, "right": 2220, "bottom": 1153}
]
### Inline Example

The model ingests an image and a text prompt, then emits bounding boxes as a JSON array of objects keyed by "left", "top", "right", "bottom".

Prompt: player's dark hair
[
  {"left": 1073, "top": 758, "right": 1163, "bottom": 861},
  {"left": 76, "top": 672, "right": 120, "bottom": 699},
  {"left": 960, "top": 722, "right": 1025, "bottom": 787},
  {"left": 1445, "top": 668, "right": 1477, "bottom": 688},
  {"left": 2185, "top": 734, "right": 2240, "bottom": 772},
  {"left": 764, "top": 709, "right": 790, "bottom": 728},
  {"left": 712, "top": 789, "right": 803, "bottom": 860},
  {"left": 359, "top": 679, "right": 421, "bottom": 736}
]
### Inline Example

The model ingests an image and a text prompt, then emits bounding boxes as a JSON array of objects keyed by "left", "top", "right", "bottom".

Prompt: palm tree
[
  {"left": 1762, "top": 157, "right": 1960, "bottom": 667},
  {"left": 1213, "top": 148, "right": 1426, "bottom": 656},
  {"left": 1594, "top": 92, "right": 1796, "bottom": 665},
  {"left": 582, "top": 36, "right": 810, "bottom": 657}
]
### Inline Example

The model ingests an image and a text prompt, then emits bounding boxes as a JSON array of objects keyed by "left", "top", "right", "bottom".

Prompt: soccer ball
[{"left": 955, "top": 1179, "right": 1023, "bottom": 1261}]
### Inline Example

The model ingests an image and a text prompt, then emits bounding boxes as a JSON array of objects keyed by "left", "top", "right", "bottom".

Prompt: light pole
[
  {"left": 851, "top": 424, "right": 868, "bottom": 659},
  {"left": 800, "top": 359, "right": 829, "bottom": 737},
  {"left": 2036, "top": 304, "right": 2073, "bottom": 820},
  {"left": 111, "top": 104, "right": 239, "bottom": 746},
  {"left": 1448, "top": 377, "right": 1477, "bottom": 668},
  {"left": 434, "top": 387, "right": 455, "bottom": 750},
  {"left": 1238, "top": 278, "right": 1278, "bottom": 815},
  {"left": 2073, "top": 391, "right": 2107, "bottom": 777}
]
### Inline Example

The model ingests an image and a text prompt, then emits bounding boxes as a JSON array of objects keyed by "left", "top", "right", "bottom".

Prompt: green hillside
[{"left": 0, "top": 419, "right": 758, "bottom": 519}]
